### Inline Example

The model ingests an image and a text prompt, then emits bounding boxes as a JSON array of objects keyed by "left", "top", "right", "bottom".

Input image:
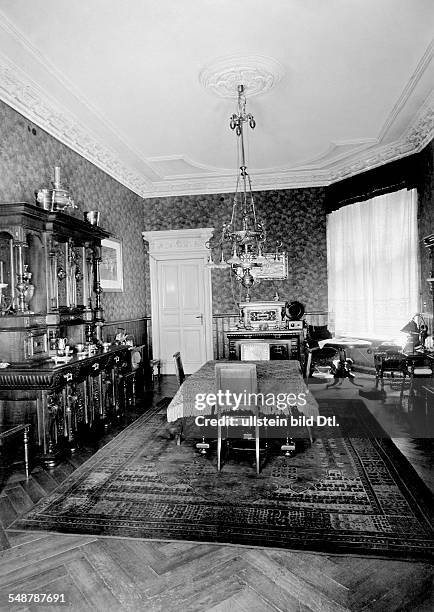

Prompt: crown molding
[
  {"left": 0, "top": 51, "right": 154, "bottom": 199},
  {"left": 378, "top": 39, "right": 434, "bottom": 141},
  {"left": 0, "top": 31, "right": 432, "bottom": 199},
  {"left": 329, "top": 93, "right": 434, "bottom": 184},
  {"left": 142, "top": 228, "right": 214, "bottom": 255}
]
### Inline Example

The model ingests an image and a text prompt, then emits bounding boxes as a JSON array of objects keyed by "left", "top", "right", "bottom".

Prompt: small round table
[{"left": 317, "top": 338, "right": 372, "bottom": 388}]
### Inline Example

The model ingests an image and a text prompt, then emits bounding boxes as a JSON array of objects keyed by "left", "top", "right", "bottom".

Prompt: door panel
[
  {"left": 180, "top": 264, "right": 201, "bottom": 310},
  {"left": 160, "top": 329, "right": 182, "bottom": 362},
  {"left": 160, "top": 264, "right": 179, "bottom": 309},
  {"left": 183, "top": 328, "right": 205, "bottom": 361},
  {"left": 157, "top": 258, "right": 208, "bottom": 374}
]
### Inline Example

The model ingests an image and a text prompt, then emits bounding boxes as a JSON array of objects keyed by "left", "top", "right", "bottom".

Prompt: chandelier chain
[{"left": 206, "top": 83, "right": 278, "bottom": 302}]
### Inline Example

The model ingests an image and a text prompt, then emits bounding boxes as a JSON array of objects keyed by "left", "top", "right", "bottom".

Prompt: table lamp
[{"left": 400, "top": 314, "right": 428, "bottom": 352}]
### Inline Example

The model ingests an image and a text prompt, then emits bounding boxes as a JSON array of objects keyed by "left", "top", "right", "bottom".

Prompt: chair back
[
  {"left": 240, "top": 342, "right": 270, "bottom": 361},
  {"left": 215, "top": 363, "right": 257, "bottom": 412},
  {"left": 214, "top": 363, "right": 262, "bottom": 473},
  {"left": 172, "top": 352, "right": 185, "bottom": 387}
]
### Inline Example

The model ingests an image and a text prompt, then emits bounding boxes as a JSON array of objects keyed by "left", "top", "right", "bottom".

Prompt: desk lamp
[{"left": 401, "top": 314, "right": 428, "bottom": 352}]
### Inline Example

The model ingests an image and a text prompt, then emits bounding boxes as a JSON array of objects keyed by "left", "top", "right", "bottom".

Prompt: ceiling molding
[
  {"left": 378, "top": 39, "right": 434, "bottom": 141},
  {"left": 147, "top": 101, "right": 434, "bottom": 197},
  {"left": 0, "top": 16, "right": 432, "bottom": 199},
  {"left": 199, "top": 54, "right": 284, "bottom": 98},
  {"left": 329, "top": 93, "right": 434, "bottom": 184},
  {"left": 146, "top": 154, "right": 232, "bottom": 179},
  {"left": 0, "top": 49, "right": 155, "bottom": 199}
]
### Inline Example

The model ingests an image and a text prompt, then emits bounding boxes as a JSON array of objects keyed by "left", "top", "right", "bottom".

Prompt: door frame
[{"left": 142, "top": 228, "right": 214, "bottom": 373}]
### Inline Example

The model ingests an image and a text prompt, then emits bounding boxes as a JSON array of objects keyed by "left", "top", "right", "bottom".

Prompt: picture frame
[
  {"left": 100, "top": 237, "right": 123, "bottom": 292},
  {"left": 251, "top": 252, "right": 288, "bottom": 280}
]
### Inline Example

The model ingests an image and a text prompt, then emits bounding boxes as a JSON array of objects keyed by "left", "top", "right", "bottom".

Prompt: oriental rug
[{"left": 10, "top": 399, "right": 433, "bottom": 560}]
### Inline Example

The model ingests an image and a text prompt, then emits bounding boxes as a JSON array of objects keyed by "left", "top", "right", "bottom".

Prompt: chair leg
[
  {"left": 132, "top": 372, "right": 136, "bottom": 405},
  {"left": 255, "top": 421, "right": 260, "bottom": 475},
  {"left": 176, "top": 422, "right": 183, "bottom": 446},
  {"left": 305, "top": 351, "right": 312, "bottom": 381},
  {"left": 217, "top": 423, "right": 222, "bottom": 471}
]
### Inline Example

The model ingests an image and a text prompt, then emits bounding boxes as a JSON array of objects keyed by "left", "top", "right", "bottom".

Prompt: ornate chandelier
[{"left": 207, "top": 84, "right": 272, "bottom": 301}]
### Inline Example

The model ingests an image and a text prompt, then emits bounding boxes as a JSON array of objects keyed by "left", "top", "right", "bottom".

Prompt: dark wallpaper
[
  {"left": 143, "top": 188, "right": 328, "bottom": 314},
  {"left": 0, "top": 100, "right": 147, "bottom": 322}
]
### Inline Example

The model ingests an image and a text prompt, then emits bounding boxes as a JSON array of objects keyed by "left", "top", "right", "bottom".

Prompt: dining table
[
  {"left": 166, "top": 360, "right": 319, "bottom": 433},
  {"left": 166, "top": 360, "right": 319, "bottom": 473}
]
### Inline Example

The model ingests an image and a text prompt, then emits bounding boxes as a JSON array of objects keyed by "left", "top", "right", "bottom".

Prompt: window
[{"left": 327, "top": 188, "right": 419, "bottom": 340}]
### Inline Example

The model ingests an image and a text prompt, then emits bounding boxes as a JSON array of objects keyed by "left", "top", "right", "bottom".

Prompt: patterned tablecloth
[{"left": 166, "top": 360, "right": 319, "bottom": 422}]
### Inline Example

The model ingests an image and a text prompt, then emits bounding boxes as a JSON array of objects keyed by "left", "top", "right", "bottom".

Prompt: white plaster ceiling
[{"left": 0, "top": 0, "right": 433, "bottom": 198}]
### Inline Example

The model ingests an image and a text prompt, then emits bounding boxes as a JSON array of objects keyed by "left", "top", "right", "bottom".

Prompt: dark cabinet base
[
  {"left": 226, "top": 330, "right": 305, "bottom": 364},
  {"left": 0, "top": 346, "right": 132, "bottom": 467}
]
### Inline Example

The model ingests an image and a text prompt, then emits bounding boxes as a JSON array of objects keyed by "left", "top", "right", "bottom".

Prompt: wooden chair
[
  {"left": 172, "top": 351, "right": 185, "bottom": 387},
  {"left": 374, "top": 343, "right": 408, "bottom": 383},
  {"left": 215, "top": 363, "right": 265, "bottom": 475},
  {"left": 172, "top": 352, "right": 186, "bottom": 446},
  {"left": 304, "top": 325, "right": 338, "bottom": 382}
]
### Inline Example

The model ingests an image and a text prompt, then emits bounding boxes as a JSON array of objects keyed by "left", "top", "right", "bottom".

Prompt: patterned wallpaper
[
  {"left": 0, "top": 100, "right": 147, "bottom": 322},
  {"left": 143, "top": 188, "right": 328, "bottom": 314},
  {"left": 143, "top": 141, "right": 434, "bottom": 318}
]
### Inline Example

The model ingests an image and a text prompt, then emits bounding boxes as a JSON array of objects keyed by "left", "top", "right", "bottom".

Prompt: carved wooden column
[
  {"left": 92, "top": 244, "right": 104, "bottom": 342},
  {"left": 14, "top": 240, "right": 28, "bottom": 313},
  {"left": 43, "top": 390, "right": 61, "bottom": 468},
  {"left": 112, "top": 353, "right": 122, "bottom": 419}
]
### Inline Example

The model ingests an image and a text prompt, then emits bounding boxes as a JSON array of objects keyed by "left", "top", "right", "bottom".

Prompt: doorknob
[{"left": 195, "top": 314, "right": 203, "bottom": 324}]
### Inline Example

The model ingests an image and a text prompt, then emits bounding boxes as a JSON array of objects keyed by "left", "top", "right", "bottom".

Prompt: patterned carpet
[{"left": 11, "top": 399, "right": 433, "bottom": 560}]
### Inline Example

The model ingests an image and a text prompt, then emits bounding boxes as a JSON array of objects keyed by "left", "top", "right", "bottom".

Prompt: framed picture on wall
[
  {"left": 251, "top": 252, "right": 288, "bottom": 280},
  {"left": 100, "top": 237, "right": 124, "bottom": 292}
]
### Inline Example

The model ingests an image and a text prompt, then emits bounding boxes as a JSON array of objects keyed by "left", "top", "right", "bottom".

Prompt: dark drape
[{"left": 325, "top": 145, "right": 430, "bottom": 214}]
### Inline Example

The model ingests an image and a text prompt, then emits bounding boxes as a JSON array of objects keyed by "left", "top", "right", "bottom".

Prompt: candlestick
[
  {"left": 54, "top": 166, "right": 61, "bottom": 187},
  {"left": 0, "top": 283, "right": 6, "bottom": 313}
]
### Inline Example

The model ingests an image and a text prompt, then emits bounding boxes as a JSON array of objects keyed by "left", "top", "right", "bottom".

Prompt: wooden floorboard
[{"left": 0, "top": 376, "right": 432, "bottom": 611}]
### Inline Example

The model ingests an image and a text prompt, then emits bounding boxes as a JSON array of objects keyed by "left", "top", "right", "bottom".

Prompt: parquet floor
[{"left": 0, "top": 376, "right": 432, "bottom": 612}]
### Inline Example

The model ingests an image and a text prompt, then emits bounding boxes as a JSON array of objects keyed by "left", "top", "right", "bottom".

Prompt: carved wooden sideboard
[
  {"left": 0, "top": 202, "right": 109, "bottom": 361},
  {"left": 0, "top": 345, "right": 131, "bottom": 466},
  {"left": 0, "top": 201, "right": 133, "bottom": 466}
]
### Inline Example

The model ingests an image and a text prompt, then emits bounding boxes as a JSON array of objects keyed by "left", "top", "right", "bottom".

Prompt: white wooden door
[
  {"left": 158, "top": 258, "right": 207, "bottom": 373},
  {"left": 142, "top": 228, "right": 214, "bottom": 375}
]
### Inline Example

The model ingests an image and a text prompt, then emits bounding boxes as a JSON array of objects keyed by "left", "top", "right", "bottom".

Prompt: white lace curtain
[{"left": 327, "top": 188, "right": 419, "bottom": 340}]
